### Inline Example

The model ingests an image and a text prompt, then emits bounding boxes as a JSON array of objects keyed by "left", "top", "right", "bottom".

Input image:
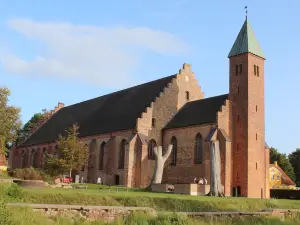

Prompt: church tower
[{"left": 229, "top": 18, "right": 268, "bottom": 198}]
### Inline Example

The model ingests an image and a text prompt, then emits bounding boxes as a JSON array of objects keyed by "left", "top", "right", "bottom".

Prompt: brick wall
[
  {"left": 229, "top": 53, "right": 268, "bottom": 198},
  {"left": 162, "top": 124, "right": 215, "bottom": 184},
  {"left": 135, "top": 63, "right": 204, "bottom": 187}
]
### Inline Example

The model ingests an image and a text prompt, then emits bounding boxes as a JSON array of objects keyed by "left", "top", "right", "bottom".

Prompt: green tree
[
  {"left": 270, "top": 147, "right": 296, "bottom": 182},
  {"left": 288, "top": 149, "right": 300, "bottom": 186},
  {"left": 44, "top": 124, "right": 88, "bottom": 177},
  {"left": 0, "top": 87, "right": 21, "bottom": 155},
  {"left": 16, "top": 112, "right": 46, "bottom": 145}
]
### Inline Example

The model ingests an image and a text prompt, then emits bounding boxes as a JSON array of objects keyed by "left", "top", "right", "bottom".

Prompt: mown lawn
[{"left": 1, "top": 183, "right": 300, "bottom": 213}]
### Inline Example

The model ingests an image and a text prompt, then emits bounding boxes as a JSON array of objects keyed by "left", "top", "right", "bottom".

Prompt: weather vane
[{"left": 245, "top": 6, "right": 248, "bottom": 20}]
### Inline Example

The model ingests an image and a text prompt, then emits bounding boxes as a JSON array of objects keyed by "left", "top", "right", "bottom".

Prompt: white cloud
[{"left": 1, "top": 18, "right": 189, "bottom": 88}]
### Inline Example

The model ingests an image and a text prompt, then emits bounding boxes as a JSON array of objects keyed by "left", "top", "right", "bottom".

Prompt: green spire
[{"left": 228, "top": 19, "right": 265, "bottom": 59}]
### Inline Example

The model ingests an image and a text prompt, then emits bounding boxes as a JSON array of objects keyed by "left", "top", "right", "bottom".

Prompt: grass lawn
[
  {"left": 1, "top": 183, "right": 300, "bottom": 213},
  {"left": 1, "top": 183, "right": 300, "bottom": 224}
]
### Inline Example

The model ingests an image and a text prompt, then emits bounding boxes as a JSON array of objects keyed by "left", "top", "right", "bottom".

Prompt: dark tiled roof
[
  {"left": 164, "top": 94, "right": 228, "bottom": 130},
  {"left": 21, "top": 75, "right": 176, "bottom": 147}
]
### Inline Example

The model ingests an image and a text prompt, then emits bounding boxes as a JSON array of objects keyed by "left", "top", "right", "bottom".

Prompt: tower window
[
  {"left": 237, "top": 114, "right": 240, "bottom": 121},
  {"left": 152, "top": 118, "right": 156, "bottom": 127},
  {"left": 239, "top": 64, "right": 242, "bottom": 74},
  {"left": 186, "top": 91, "right": 190, "bottom": 101},
  {"left": 257, "top": 66, "right": 260, "bottom": 76},
  {"left": 256, "top": 162, "right": 258, "bottom": 170},
  {"left": 254, "top": 65, "right": 257, "bottom": 75},
  {"left": 256, "top": 105, "right": 258, "bottom": 112},
  {"left": 235, "top": 65, "right": 238, "bottom": 76},
  {"left": 256, "top": 133, "right": 258, "bottom": 140}
]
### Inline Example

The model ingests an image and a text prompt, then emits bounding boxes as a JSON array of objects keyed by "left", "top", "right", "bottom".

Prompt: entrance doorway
[{"left": 115, "top": 175, "right": 120, "bottom": 185}]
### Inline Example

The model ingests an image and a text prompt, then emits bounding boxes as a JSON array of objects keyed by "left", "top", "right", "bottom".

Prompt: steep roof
[
  {"left": 20, "top": 75, "right": 176, "bottom": 147},
  {"left": 270, "top": 164, "right": 296, "bottom": 186},
  {"left": 228, "top": 19, "right": 265, "bottom": 59},
  {"left": 164, "top": 94, "right": 228, "bottom": 130}
]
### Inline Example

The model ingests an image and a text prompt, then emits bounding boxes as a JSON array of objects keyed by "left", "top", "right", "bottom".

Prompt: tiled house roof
[
  {"left": 164, "top": 94, "right": 228, "bottom": 130},
  {"left": 20, "top": 75, "right": 176, "bottom": 147},
  {"left": 270, "top": 164, "right": 296, "bottom": 186}
]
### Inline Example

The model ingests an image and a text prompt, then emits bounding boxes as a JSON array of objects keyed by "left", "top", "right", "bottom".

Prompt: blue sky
[{"left": 1, "top": 0, "right": 299, "bottom": 154}]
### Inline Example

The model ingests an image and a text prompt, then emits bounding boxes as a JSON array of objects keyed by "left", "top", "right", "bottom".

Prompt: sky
[{"left": 1, "top": 0, "right": 299, "bottom": 154}]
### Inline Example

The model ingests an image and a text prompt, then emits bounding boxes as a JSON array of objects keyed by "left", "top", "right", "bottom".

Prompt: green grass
[
  {"left": 1, "top": 183, "right": 300, "bottom": 224},
  {"left": 1, "top": 183, "right": 300, "bottom": 213},
  {"left": 2, "top": 206, "right": 300, "bottom": 225}
]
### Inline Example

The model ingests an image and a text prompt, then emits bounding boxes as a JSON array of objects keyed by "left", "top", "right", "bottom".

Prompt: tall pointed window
[
  {"left": 254, "top": 65, "right": 257, "bottom": 75},
  {"left": 186, "top": 91, "right": 190, "bottom": 101},
  {"left": 257, "top": 66, "right": 260, "bottom": 76},
  {"left": 99, "top": 142, "right": 105, "bottom": 170},
  {"left": 148, "top": 139, "right": 156, "bottom": 160},
  {"left": 239, "top": 64, "right": 242, "bottom": 74},
  {"left": 171, "top": 137, "right": 177, "bottom": 166},
  {"left": 118, "top": 139, "right": 126, "bottom": 169},
  {"left": 195, "top": 133, "right": 203, "bottom": 164},
  {"left": 235, "top": 65, "right": 238, "bottom": 76}
]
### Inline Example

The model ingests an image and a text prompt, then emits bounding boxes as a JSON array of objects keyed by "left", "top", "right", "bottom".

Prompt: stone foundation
[
  {"left": 9, "top": 204, "right": 156, "bottom": 222},
  {"left": 174, "top": 184, "right": 210, "bottom": 196},
  {"left": 151, "top": 184, "right": 174, "bottom": 193}
]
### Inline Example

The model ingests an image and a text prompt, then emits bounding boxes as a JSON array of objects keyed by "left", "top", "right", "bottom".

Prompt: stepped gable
[
  {"left": 20, "top": 74, "right": 176, "bottom": 147},
  {"left": 164, "top": 94, "right": 229, "bottom": 130}
]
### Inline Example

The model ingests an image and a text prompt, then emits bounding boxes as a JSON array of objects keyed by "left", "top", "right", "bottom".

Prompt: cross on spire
[{"left": 245, "top": 6, "right": 248, "bottom": 20}]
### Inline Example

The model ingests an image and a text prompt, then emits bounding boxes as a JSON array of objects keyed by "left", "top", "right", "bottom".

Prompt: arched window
[
  {"left": 195, "top": 133, "right": 203, "bottom": 164},
  {"left": 99, "top": 142, "right": 105, "bottom": 170},
  {"left": 186, "top": 91, "right": 190, "bottom": 101},
  {"left": 33, "top": 148, "right": 40, "bottom": 168},
  {"left": 20, "top": 150, "right": 25, "bottom": 168},
  {"left": 30, "top": 149, "right": 35, "bottom": 167},
  {"left": 118, "top": 139, "right": 126, "bottom": 169},
  {"left": 171, "top": 137, "right": 177, "bottom": 166},
  {"left": 41, "top": 147, "right": 47, "bottom": 168},
  {"left": 148, "top": 139, "right": 157, "bottom": 160}
]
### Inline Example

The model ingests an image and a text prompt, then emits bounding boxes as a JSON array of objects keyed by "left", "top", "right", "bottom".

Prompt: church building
[{"left": 9, "top": 18, "right": 270, "bottom": 198}]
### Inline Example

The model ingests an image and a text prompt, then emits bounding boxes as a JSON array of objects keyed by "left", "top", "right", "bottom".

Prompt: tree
[
  {"left": 208, "top": 140, "right": 224, "bottom": 197},
  {"left": 270, "top": 147, "right": 295, "bottom": 182},
  {"left": 149, "top": 145, "right": 173, "bottom": 186},
  {"left": 0, "top": 87, "right": 21, "bottom": 155},
  {"left": 16, "top": 112, "right": 46, "bottom": 145},
  {"left": 44, "top": 124, "right": 88, "bottom": 177},
  {"left": 288, "top": 149, "right": 300, "bottom": 186}
]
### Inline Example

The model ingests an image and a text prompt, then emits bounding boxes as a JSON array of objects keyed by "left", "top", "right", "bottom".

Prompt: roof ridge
[
  {"left": 188, "top": 94, "right": 229, "bottom": 103},
  {"left": 62, "top": 74, "right": 177, "bottom": 109}
]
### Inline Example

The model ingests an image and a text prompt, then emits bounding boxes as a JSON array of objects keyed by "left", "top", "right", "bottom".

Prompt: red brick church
[{"left": 9, "top": 18, "right": 270, "bottom": 198}]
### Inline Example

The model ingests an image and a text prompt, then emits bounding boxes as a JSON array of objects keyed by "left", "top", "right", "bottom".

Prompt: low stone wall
[
  {"left": 13, "top": 180, "right": 47, "bottom": 188},
  {"left": 151, "top": 184, "right": 174, "bottom": 193},
  {"left": 174, "top": 184, "right": 210, "bottom": 196},
  {"left": 8, "top": 203, "right": 156, "bottom": 222}
]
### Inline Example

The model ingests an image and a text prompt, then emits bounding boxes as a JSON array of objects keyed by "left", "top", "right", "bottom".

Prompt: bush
[
  {"left": 0, "top": 170, "right": 9, "bottom": 179},
  {"left": 6, "top": 183, "right": 24, "bottom": 199},
  {"left": 271, "top": 189, "right": 300, "bottom": 199}
]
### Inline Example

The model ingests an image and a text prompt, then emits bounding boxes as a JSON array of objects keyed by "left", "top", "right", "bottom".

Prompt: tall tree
[
  {"left": 288, "top": 149, "right": 300, "bottom": 186},
  {"left": 209, "top": 140, "right": 224, "bottom": 197},
  {"left": 0, "top": 87, "right": 21, "bottom": 155},
  {"left": 16, "top": 112, "right": 46, "bottom": 145},
  {"left": 149, "top": 145, "right": 173, "bottom": 186},
  {"left": 270, "top": 147, "right": 295, "bottom": 182},
  {"left": 44, "top": 124, "right": 88, "bottom": 177}
]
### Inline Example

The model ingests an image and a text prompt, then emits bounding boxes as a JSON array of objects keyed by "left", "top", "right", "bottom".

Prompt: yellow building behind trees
[{"left": 269, "top": 161, "right": 296, "bottom": 190}]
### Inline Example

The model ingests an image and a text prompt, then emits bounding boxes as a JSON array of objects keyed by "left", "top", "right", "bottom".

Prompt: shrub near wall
[
  {"left": 271, "top": 189, "right": 300, "bottom": 199},
  {"left": 8, "top": 168, "right": 53, "bottom": 183}
]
